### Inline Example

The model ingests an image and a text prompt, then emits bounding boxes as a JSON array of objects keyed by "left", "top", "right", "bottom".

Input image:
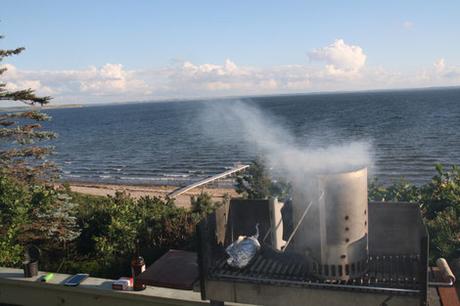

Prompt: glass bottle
[{"left": 131, "top": 241, "right": 146, "bottom": 291}]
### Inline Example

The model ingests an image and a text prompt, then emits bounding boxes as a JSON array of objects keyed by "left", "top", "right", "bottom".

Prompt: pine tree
[
  {"left": 0, "top": 33, "right": 81, "bottom": 267},
  {"left": 0, "top": 33, "right": 56, "bottom": 182},
  {"left": 235, "top": 157, "right": 273, "bottom": 199}
]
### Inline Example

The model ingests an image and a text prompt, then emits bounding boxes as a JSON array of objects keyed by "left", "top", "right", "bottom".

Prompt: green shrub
[
  {"left": 421, "top": 164, "right": 460, "bottom": 219},
  {"left": 236, "top": 158, "right": 291, "bottom": 200},
  {"left": 190, "top": 192, "right": 229, "bottom": 217},
  {"left": 426, "top": 207, "right": 460, "bottom": 261},
  {"left": 368, "top": 178, "right": 421, "bottom": 203},
  {"left": 0, "top": 175, "right": 80, "bottom": 267},
  {"left": 191, "top": 192, "right": 214, "bottom": 215},
  {"left": 0, "top": 175, "right": 30, "bottom": 266},
  {"left": 65, "top": 192, "right": 202, "bottom": 278},
  {"left": 135, "top": 195, "right": 200, "bottom": 253}
]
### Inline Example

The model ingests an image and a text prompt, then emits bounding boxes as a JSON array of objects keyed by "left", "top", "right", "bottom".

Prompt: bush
[
  {"left": 0, "top": 175, "right": 30, "bottom": 266},
  {"left": 422, "top": 164, "right": 460, "bottom": 219},
  {"left": 0, "top": 174, "right": 80, "bottom": 267},
  {"left": 236, "top": 158, "right": 291, "bottom": 200},
  {"left": 66, "top": 192, "right": 202, "bottom": 278},
  {"left": 426, "top": 207, "right": 459, "bottom": 261},
  {"left": 191, "top": 192, "right": 215, "bottom": 215},
  {"left": 0, "top": 175, "right": 211, "bottom": 278},
  {"left": 368, "top": 178, "right": 421, "bottom": 203},
  {"left": 190, "top": 192, "right": 231, "bottom": 217}
]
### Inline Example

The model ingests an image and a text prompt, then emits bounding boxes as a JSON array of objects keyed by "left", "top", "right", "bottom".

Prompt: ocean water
[{"left": 42, "top": 88, "right": 460, "bottom": 186}]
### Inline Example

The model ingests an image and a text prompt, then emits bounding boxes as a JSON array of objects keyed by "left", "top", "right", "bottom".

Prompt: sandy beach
[{"left": 68, "top": 182, "right": 238, "bottom": 208}]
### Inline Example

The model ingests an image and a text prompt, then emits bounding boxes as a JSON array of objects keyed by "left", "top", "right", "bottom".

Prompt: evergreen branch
[
  {"left": 0, "top": 127, "right": 56, "bottom": 142},
  {"left": 0, "top": 121, "right": 15, "bottom": 127},
  {"left": 0, "top": 111, "right": 51, "bottom": 122},
  {"left": 0, "top": 160, "right": 59, "bottom": 183},
  {"left": 0, "top": 89, "right": 51, "bottom": 105},
  {"left": 0, "top": 47, "right": 25, "bottom": 58},
  {"left": 21, "top": 124, "right": 42, "bottom": 131},
  {"left": 1, "top": 33, "right": 57, "bottom": 183},
  {"left": 0, "top": 146, "right": 54, "bottom": 160}
]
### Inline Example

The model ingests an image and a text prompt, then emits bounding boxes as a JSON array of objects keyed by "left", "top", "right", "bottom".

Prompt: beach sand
[{"left": 68, "top": 182, "right": 238, "bottom": 208}]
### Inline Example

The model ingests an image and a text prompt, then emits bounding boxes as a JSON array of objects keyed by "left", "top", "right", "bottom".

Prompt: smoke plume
[{"left": 201, "top": 100, "right": 373, "bottom": 183}]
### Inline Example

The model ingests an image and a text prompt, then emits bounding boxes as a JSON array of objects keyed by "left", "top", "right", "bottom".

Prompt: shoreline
[{"left": 64, "top": 181, "right": 238, "bottom": 208}]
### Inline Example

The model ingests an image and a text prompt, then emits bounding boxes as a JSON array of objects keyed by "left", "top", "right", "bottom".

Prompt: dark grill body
[{"left": 197, "top": 201, "right": 429, "bottom": 306}]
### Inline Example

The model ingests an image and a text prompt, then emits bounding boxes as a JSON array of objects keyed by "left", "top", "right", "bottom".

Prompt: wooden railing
[{"left": 0, "top": 267, "right": 208, "bottom": 306}]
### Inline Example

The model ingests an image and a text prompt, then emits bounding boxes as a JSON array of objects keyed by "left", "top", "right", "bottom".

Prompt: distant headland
[{"left": 0, "top": 104, "right": 83, "bottom": 112}]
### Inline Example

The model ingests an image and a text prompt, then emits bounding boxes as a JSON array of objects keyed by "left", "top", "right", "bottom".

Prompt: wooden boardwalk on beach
[{"left": 168, "top": 164, "right": 249, "bottom": 198}]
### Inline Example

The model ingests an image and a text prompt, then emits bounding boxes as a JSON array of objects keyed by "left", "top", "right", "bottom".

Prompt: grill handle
[{"left": 428, "top": 258, "right": 456, "bottom": 287}]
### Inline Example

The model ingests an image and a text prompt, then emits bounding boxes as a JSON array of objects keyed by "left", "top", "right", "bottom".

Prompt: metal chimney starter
[{"left": 289, "top": 167, "right": 368, "bottom": 280}]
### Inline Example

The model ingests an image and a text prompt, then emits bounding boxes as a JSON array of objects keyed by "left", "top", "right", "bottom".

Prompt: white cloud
[
  {"left": 180, "top": 59, "right": 249, "bottom": 77},
  {"left": 78, "top": 64, "right": 150, "bottom": 95},
  {"left": 1, "top": 63, "right": 151, "bottom": 103},
  {"left": 285, "top": 79, "right": 311, "bottom": 90},
  {"left": 402, "top": 21, "right": 414, "bottom": 30},
  {"left": 434, "top": 58, "right": 446, "bottom": 74},
  {"left": 2, "top": 64, "right": 56, "bottom": 96},
  {"left": 1, "top": 39, "right": 460, "bottom": 104},
  {"left": 430, "top": 58, "right": 460, "bottom": 81},
  {"left": 308, "top": 39, "right": 367, "bottom": 77},
  {"left": 259, "top": 79, "right": 278, "bottom": 90}
]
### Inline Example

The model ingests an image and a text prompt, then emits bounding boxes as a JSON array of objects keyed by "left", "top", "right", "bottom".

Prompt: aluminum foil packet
[{"left": 226, "top": 224, "right": 260, "bottom": 269}]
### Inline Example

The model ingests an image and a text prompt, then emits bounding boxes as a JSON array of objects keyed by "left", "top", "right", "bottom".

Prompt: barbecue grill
[{"left": 197, "top": 200, "right": 429, "bottom": 306}]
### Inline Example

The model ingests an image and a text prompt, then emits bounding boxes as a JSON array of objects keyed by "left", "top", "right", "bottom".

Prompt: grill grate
[
  {"left": 208, "top": 253, "right": 423, "bottom": 294},
  {"left": 198, "top": 202, "right": 429, "bottom": 304}
]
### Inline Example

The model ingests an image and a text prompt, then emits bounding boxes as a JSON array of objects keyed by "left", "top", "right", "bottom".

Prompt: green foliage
[
  {"left": 0, "top": 175, "right": 210, "bottom": 278},
  {"left": 422, "top": 164, "right": 460, "bottom": 219},
  {"left": 0, "top": 38, "right": 51, "bottom": 104},
  {"left": 88, "top": 192, "right": 138, "bottom": 259},
  {"left": 426, "top": 207, "right": 459, "bottom": 261},
  {"left": 0, "top": 175, "right": 30, "bottom": 266},
  {"left": 369, "top": 164, "right": 460, "bottom": 261},
  {"left": 191, "top": 192, "right": 214, "bottom": 215},
  {"left": 269, "top": 179, "right": 292, "bottom": 201},
  {"left": 368, "top": 178, "right": 421, "bottom": 203},
  {"left": 236, "top": 158, "right": 271, "bottom": 199},
  {"left": 0, "top": 174, "right": 79, "bottom": 267},
  {"left": 236, "top": 158, "right": 291, "bottom": 200},
  {"left": 61, "top": 191, "right": 203, "bottom": 278},
  {"left": 25, "top": 184, "right": 80, "bottom": 244},
  {"left": 190, "top": 192, "right": 227, "bottom": 216},
  {"left": 135, "top": 195, "right": 200, "bottom": 252}
]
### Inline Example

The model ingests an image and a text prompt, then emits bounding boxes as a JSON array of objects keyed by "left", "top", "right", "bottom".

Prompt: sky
[{"left": 1, "top": 0, "right": 460, "bottom": 104}]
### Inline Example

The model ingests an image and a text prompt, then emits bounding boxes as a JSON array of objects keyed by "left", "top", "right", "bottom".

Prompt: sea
[{"left": 41, "top": 88, "right": 460, "bottom": 187}]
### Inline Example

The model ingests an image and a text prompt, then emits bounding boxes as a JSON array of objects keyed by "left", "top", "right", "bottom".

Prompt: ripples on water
[{"left": 43, "top": 88, "right": 460, "bottom": 186}]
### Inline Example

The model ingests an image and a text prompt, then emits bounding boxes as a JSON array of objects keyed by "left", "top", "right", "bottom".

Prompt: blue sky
[{"left": 1, "top": 1, "right": 460, "bottom": 103}]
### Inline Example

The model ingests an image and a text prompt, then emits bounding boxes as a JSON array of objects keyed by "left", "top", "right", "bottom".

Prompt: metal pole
[{"left": 283, "top": 192, "right": 324, "bottom": 252}]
